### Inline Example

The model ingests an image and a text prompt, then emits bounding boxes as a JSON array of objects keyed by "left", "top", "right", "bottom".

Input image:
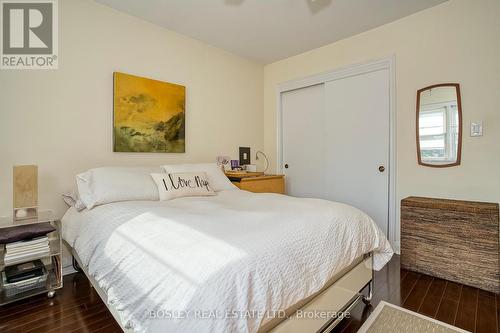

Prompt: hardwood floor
[
  {"left": 332, "top": 255, "right": 499, "bottom": 333},
  {"left": 0, "top": 273, "right": 122, "bottom": 333},
  {"left": 0, "top": 255, "right": 498, "bottom": 332}
]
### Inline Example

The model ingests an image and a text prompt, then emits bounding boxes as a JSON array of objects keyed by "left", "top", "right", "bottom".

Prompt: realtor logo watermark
[{"left": 1, "top": 0, "right": 58, "bottom": 69}]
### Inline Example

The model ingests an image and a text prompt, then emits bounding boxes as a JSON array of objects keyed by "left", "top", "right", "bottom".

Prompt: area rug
[{"left": 357, "top": 301, "right": 470, "bottom": 333}]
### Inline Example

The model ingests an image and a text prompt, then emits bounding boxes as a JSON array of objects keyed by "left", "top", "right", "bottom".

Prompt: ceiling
[{"left": 95, "top": 0, "right": 448, "bottom": 64}]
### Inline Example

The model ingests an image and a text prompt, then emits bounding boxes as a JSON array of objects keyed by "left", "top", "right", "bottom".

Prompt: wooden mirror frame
[{"left": 416, "top": 83, "right": 462, "bottom": 168}]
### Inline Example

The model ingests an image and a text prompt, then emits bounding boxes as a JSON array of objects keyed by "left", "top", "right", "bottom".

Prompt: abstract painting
[{"left": 113, "top": 72, "right": 185, "bottom": 153}]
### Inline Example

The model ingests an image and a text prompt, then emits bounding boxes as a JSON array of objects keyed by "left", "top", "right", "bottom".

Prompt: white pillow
[
  {"left": 76, "top": 167, "right": 162, "bottom": 209},
  {"left": 151, "top": 172, "right": 216, "bottom": 201},
  {"left": 161, "top": 163, "right": 237, "bottom": 192}
]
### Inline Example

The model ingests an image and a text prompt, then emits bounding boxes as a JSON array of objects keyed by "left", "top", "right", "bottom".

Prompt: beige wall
[
  {"left": 0, "top": 0, "right": 264, "bottom": 218},
  {"left": 1, "top": 0, "right": 498, "bottom": 255},
  {"left": 264, "top": 0, "right": 500, "bottom": 250}
]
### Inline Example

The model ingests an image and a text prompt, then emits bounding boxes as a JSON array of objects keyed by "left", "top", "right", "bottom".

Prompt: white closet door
[
  {"left": 281, "top": 69, "right": 390, "bottom": 234},
  {"left": 281, "top": 84, "right": 325, "bottom": 198},
  {"left": 324, "top": 69, "right": 390, "bottom": 233}
]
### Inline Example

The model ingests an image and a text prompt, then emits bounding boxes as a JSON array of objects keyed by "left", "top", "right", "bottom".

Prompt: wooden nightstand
[
  {"left": 225, "top": 172, "right": 285, "bottom": 194},
  {"left": 0, "top": 211, "right": 62, "bottom": 305}
]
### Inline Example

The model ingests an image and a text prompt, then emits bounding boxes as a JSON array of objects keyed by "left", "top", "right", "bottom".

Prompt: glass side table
[{"left": 0, "top": 211, "right": 62, "bottom": 305}]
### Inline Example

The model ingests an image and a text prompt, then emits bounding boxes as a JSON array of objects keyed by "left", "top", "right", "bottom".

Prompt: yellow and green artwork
[{"left": 113, "top": 72, "right": 185, "bottom": 153}]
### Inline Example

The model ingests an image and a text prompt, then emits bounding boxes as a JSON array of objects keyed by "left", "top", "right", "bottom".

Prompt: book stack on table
[{"left": 4, "top": 237, "right": 50, "bottom": 266}]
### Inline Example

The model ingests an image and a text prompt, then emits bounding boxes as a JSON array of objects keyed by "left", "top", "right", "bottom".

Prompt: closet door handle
[
  {"left": 284, "top": 164, "right": 289, "bottom": 169},
  {"left": 378, "top": 165, "right": 385, "bottom": 173}
]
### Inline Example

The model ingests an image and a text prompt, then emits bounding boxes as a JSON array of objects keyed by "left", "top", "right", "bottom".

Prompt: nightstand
[
  {"left": 225, "top": 172, "right": 285, "bottom": 194},
  {"left": 0, "top": 211, "right": 62, "bottom": 305}
]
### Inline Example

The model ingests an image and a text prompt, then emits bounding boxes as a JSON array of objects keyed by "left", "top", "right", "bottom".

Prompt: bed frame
[{"left": 66, "top": 241, "right": 372, "bottom": 333}]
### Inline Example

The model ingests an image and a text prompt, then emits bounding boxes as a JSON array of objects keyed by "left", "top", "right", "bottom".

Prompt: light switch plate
[
  {"left": 239, "top": 147, "right": 251, "bottom": 165},
  {"left": 470, "top": 121, "right": 483, "bottom": 137}
]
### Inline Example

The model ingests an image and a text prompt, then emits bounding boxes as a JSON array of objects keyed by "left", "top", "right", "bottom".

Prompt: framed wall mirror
[{"left": 416, "top": 83, "right": 462, "bottom": 167}]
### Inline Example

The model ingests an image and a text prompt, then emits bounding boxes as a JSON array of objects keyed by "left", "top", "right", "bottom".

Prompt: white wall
[
  {"left": 0, "top": 0, "right": 264, "bottom": 219},
  {"left": 264, "top": 0, "right": 500, "bottom": 251}
]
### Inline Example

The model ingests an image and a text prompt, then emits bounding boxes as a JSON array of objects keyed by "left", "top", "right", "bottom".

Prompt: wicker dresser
[{"left": 401, "top": 196, "right": 499, "bottom": 293}]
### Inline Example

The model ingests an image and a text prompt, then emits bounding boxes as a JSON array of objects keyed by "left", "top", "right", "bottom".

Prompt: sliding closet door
[
  {"left": 281, "top": 69, "right": 390, "bottom": 234},
  {"left": 281, "top": 84, "right": 325, "bottom": 198},
  {"left": 324, "top": 69, "right": 390, "bottom": 233}
]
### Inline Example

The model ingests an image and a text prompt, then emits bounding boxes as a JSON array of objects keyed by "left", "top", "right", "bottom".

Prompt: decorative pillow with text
[{"left": 151, "top": 172, "right": 216, "bottom": 201}]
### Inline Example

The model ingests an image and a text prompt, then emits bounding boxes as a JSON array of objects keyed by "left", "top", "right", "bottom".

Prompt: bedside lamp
[
  {"left": 255, "top": 151, "right": 269, "bottom": 173},
  {"left": 13, "top": 165, "right": 38, "bottom": 221}
]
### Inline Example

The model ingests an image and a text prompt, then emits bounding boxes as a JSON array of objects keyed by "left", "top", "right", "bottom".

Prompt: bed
[{"left": 62, "top": 189, "right": 393, "bottom": 333}]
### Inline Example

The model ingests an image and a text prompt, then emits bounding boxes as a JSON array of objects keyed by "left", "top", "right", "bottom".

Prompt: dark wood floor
[
  {"left": 333, "top": 255, "right": 500, "bottom": 333},
  {"left": 1, "top": 255, "right": 498, "bottom": 332},
  {"left": 0, "top": 273, "right": 122, "bottom": 333}
]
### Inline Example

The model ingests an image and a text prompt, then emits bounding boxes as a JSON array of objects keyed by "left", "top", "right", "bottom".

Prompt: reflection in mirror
[{"left": 417, "top": 84, "right": 462, "bottom": 167}]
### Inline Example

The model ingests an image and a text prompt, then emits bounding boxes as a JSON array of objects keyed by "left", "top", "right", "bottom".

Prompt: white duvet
[{"left": 62, "top": 190, "right": 393, "bottom": 333}]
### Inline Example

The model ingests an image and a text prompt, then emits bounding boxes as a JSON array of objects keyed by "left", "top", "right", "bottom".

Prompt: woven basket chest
[{"left": 401, "top": 196, "right": 499, "bottom": 293}]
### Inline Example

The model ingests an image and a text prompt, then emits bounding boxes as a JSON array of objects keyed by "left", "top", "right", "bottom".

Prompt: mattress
[{"left": 62, "top": 190, "right": 393, "bottom": 333}]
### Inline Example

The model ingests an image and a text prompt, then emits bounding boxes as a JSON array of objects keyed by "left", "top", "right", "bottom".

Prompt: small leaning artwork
[{"left": 113, "top": 72, "right": 185, "bottom": 153}]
